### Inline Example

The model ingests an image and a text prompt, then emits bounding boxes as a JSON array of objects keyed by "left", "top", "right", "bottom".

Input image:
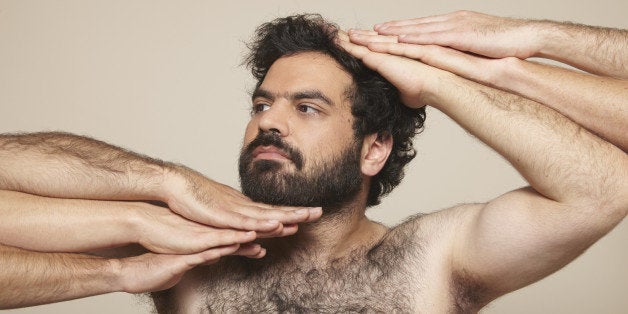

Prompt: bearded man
[{"left": 0, "top": 11, "right": 626, "bottom": 314}]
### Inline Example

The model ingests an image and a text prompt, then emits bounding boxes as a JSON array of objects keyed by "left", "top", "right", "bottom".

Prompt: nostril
[{"left": 269, "top": 128, "right": 281, "bottom": 134}]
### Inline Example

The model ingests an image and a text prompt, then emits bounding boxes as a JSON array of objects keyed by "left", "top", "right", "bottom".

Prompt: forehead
[{"left": 259, "top": 52, "right": 354, "bottom": 106}]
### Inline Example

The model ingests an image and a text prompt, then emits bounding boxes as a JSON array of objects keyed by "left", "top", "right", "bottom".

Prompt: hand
[
  {"left": 130, "top": 202, "right": 260, "bottom": 254},
  {"left": 114, "top": 243, "right": 263, "bottom": 293},
  {"left": 347, "top": 29, "right": 512, "bottom": 90},
  {"left": 162, "top": 165, "right": 322, "bottom": 236},
  {"left": 374, "top": 10, "right": 544, "bottom": 60},
  {"left": 338, "top": 30, "right": 450, "bottom": 109}
]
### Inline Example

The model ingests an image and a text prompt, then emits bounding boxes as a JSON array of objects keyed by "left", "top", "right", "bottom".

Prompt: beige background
[{"left": 0, "top": 0, "right": 626, "bottom": 313}]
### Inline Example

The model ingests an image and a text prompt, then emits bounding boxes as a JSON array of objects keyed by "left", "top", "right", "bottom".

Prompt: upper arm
[{"left": 449, "top": 186, "right": 626, "bottom": 303}]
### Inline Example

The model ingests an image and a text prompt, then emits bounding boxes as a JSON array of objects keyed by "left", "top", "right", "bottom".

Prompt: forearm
[
  {"left": 428, "top": 75, "right": 628, "bottom": 209},
  {"left": 0, "top": 190, "right": 137, "bottom": 253},
  {"left": 0, "top": 244, "right": 119, "bottom": 309},
  {"left": 0, "top": 132, "right": 167, "bottom": 201},
  {"left": 496, "top": 58, "right": 628, "bottom": 151},
  {"left": 535, "top": 21, "right": 628, "bottom": 79}
]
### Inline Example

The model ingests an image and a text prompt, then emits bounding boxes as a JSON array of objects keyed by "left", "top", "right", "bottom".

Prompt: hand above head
[
  {"left": 373, "top": 10, "right": 543, "bottom": 60},
  {"left": 346, "top": 15, "right": 628, "bottom": 152},
  {"left": 337, "top": 30, "right": 449, "bottom": 109},
  {"left": 347, "top": 28, "right": 508, "bottom": 91},
  {"left": 372, "top": 10, "right": 628, "bottom": 79}
]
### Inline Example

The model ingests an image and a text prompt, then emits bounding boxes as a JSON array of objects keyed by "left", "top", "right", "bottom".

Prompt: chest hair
[
  {"left": 198, "top": 223, "right": 427, "bottom": 313},
  {"left": 152, "top": 214, "right": 474, "bottom": 313}
]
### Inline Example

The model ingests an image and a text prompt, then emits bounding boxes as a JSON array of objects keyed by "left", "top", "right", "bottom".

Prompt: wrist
[
  {"left": 107, "top": 257, "right": 126, "bottom": 293},
  {"left": 420, "top": 72, "right": 464, "bottom": 111},
  {"left": 532, "top": 20, "right": 567, "bottom": 59},
  {"left": 492, "top": 56, "right": 527, "bottom": 93},
  {"left": 159, "top": 163, "right": 189, "bottom": 205}
]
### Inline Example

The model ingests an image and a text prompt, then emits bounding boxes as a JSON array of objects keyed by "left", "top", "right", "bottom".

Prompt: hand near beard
[{"left": 162, "top": 164, "right": 322, "bottom": 239}]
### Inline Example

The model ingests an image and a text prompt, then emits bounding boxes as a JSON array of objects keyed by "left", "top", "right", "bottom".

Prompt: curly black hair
[{"left": 244, "top": 14, "right": 426, "bottom": 207}]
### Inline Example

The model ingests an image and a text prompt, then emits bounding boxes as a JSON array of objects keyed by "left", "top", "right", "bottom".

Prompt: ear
[{"left": 360, "top": 132, "right": 393, "bottom": 177}]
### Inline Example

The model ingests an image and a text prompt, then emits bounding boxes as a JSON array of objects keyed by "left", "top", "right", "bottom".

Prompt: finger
[
  {"left": 337, "top": 29, "right": 350, "bottom": 42},
  {"left": 257, "top": 223, "right": 299, "bottom": 238},
  {"left": 348, "top": 29, "right": 378, "bottom": 36},
  {"left": 376, "top": 22, "right": 453, "bottom": 37},
  {"left": 196, "top": 243, "right": 241, "bottom": 265},
  {"left": 369, "top": 42, "right": 495, "bottom": 84},
  {"left": 397, "top": 31, "right": 462, "bottom": 49},
  {"left": 252, "top": 203, "right": 322, "bottom": 222},
  {"left": 202, "top": 229, "right": 258, "bottom": 248},
  {"left": 150, "top": 228, "right": 259, "bottom": 255},
  {"left": 233, "top": 243, "right": 266, "bottom": 258},
  {"left": 374, "top": 12, "right": 454, "bottom": 30},
  {"left": 338, "top": 37, "right": 376, "bottom": 59},
  {"left": 232, "top": 204, "right": 321, "bottom": 225},
  {"left": 366, "top": 42, "right": 427, "bottom": 60},
  {"left": 194, "top": 207, "right": 283, "bottom": 232},
  {"left": 348, "top": 32, "right": 399, "bottom": 46}
]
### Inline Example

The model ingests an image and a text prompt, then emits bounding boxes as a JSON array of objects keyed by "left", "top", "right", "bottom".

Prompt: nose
[{"left": 257, "top": 103, "right": 290, "bottom": 136}]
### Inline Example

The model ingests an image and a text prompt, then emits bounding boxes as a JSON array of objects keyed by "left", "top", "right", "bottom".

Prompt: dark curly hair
[{"left": 244, "top": 14, "right": 426, "bottom": 207}]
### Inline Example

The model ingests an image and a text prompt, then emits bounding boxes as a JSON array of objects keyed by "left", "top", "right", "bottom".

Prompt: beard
[{"left": 238, "top": 131, "right": 363, "bottom": 212}]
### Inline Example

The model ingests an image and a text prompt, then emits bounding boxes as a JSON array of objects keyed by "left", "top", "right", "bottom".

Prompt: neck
[{"left": 264, "top": 190, "right": 388, "bottom": 266}]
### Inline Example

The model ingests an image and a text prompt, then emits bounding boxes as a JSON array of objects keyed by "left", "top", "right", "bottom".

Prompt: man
[{"left": 0, "top": 11, "right": 626, "bottom": 313}]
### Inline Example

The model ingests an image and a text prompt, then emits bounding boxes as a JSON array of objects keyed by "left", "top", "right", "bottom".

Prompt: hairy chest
[
  {"left": 158, "top": 216, "right": 464, "bottom": 313},
  {"left": 199, "top": 254, "right": 417, "bottom": 313}
]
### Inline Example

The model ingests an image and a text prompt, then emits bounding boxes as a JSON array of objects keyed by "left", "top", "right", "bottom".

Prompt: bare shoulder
[
  {"left": 371, "top": 204, "right": 487, "bottom": 311},
  {"left": 384, "top": 203, "right": 485, "bottom": 248},
  {"left": 375, "top": 203, "right": 486, "bottom": 274}
]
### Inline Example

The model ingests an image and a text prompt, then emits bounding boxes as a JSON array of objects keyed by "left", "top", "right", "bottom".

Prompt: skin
[
  {"left": 244, "top": 52, "right": 391, "bottom": 261},
  {"left": 0, "top": 133, "right": 323, "bottom": 309},
  {"left": 1, "top": 11, "right": 626, "bottom": 312},
  {"left": 350, "top": 10, "right": 628, "bottom": 150},
  {"left": 340, "top": 13, "right": 627, "bottom": 306},
  {"left": 164, "top": 41, "right": 626, "bottom": 311}
]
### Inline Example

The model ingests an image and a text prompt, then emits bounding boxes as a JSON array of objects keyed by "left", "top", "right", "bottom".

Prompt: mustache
[{"left": 243, "top": 132, "right": 304, "bottom": 170}]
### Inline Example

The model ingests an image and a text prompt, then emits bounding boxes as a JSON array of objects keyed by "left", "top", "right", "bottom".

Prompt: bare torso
[{"left": 153, "top": 210, "right": 479, "bottom": 313}]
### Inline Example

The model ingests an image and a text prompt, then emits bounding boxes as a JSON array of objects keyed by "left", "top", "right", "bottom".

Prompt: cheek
[{"left": 243, "top": 120, "right": 258, "bottom": 144}]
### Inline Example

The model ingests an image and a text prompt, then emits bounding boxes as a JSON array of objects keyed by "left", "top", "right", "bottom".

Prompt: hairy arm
[
  {"left": 0, "top": 132, "right": 164, "bottom": 200},
  {"left": 0, "top": 190, "right": 261, "bottom": 254},
  {"left": 0, "top": 132, "right": 321, "bottom": 308},
  {"left": 535, "top": 21, "right": 628, "bottom": 79},
  {"left": 348, "top": 36, "right": 628, "bottom": 151},
  {"left": 0, "top": 243, "right": 244, "bottom": 309},
  {"left": 341, "top": 35, "right": 628, "bottom": 308},
  {"left": 0, "top": 132, "right": 321, "bottom": 232},
  {"left": 352, "top": 11, "right": 628, "bottom": 151}
]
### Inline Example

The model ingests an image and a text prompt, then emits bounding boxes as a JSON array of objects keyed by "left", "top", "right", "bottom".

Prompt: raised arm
[
  {"left": 340, "top": 33, "right": 627, "bottom": 309},
  {"left": 350, "top": 12, "right": 628, "bottom": 151},
  {"left": 375, "top": 10, "right": 628, "bottom": 79}
]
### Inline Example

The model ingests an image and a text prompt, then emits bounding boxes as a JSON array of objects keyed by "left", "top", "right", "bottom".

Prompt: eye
[
  {"left": 297, "top": 104, "right": 320, "bottom": 114},
  {"left": 251, "top": 103, "right": 270, "bottom": 115}
]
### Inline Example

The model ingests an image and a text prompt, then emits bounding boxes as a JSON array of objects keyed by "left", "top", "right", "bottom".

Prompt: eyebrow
[{"left": 252, "top": 88, "right": 335, "bottom": 107}]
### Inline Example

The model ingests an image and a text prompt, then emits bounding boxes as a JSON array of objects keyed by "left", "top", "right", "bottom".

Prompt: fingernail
[
  {"left": 374, "top": 23, "right": 382, "bottom": 30},
  {"left": 295, "top": 208, "right": 308, "bottom": 215},
  {"left": 258, "top": 248, "right": 267, "bottom": 258},
  {"left": 310, "top": 207, "right": 322, "bottom": 215},
  {"left": 245, "top": 231, "right": 256, "bottom": 237},
  {"left": 264, "top": 220, "right": 279, "bottom": 227}
]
